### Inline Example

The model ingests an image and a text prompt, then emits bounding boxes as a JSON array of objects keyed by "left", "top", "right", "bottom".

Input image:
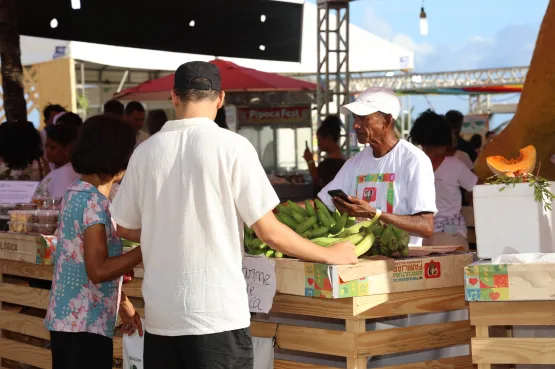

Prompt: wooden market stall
[
  {"left": 0, "top": 236, "right": 476, "bottom": 369},
  {"left": 466, "top": 261, "right": 555, "bottom": 367}
]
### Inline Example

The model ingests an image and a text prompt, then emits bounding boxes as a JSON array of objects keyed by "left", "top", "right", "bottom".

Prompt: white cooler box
[{"left": 473, "top": 182, "right": 555, "bottom": 259}]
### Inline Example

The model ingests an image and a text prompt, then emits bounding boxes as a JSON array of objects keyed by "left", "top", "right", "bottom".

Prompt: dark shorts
[
  {"left": 144, "top": 327, "right": 254, "bottom": 369},
  {"left": 50, "top": 331, "right": 113, "bottom": 369}
]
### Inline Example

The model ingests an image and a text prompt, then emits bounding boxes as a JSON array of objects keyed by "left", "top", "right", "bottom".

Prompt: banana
[
  {"left": 330, "top": 212, "right": 348, "bottom": 235},
  {"left": 280, "top": 213, "right": 299, "bottom": 229},
  {"left": 277, "top": 204, "right": 293, "bottom": 216},
  {"left": 305, "top": 200, "right": 316, "bottom": 217},
  {"left": 332, "top": 210, "right": 342, "bottom": 223},
  {"left": 244, "top": 232, "right": 254, "bottom": 249},
  {"left": 245, "top": 226, "right": 255, "bottom": 236},
  {"left": 311, "top": 237, "right": 344, "bottom": 247},
  {"left": 275, "top": 251, "right": 284, "bottom": 258},
  {"left": 343, "top": 231, "right": 366, "bottom": 246},
  {"left": 355, "top": 233, "right": 375, "bottom": 257},
  {"left": 316, "top": 208, "right": 332, "bottom": 227},
  {"left": 248, "top": 249, "right": 265, "bottom": 256},
  {"left": 345, "top": 217, "right": 356, "bottom": 228},
  {"left": 309, "top": 226, "right": 330, "bottom": 239},
  {"left": 336, "top": 220, "right": 374, "bottom": 238},
  {"left": 287, "top": 200, "right": 309, "bottom": 218},
  {"left": 275, "top": 213, "right": 285, "bottom": 224},
  {"left": 265, "top": 249, "right": 275, "bottom": 258},
  {"left": 292, "top": 210, "right": 306, "bottom": 224}
]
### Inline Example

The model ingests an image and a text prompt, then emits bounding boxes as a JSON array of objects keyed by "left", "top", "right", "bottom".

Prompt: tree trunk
[
  {"left": 0, "top": 0, "right": 26, "bottom": 123},
  {"left": 474, "top": 0, "right": 555, "bottom": 181}
]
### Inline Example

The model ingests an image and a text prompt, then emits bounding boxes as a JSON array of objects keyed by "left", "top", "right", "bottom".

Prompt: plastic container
[
  {"left": 40, "top": 197, "right": 62, "bottom": 210},
  {"left": 8, "top": 210, "right": 38, "bottom": 224},
  {"left": 473, "top": 182, "right": 555, "bottom": 259},
  {"left": 36, "top": 223, "right": 58, "bottom": 235},
  {"left": 0, "top": 203, "right": 16, "bottom": 216},
  {"left": 8, "top": 221, "right": 38, "bottom": 233},
  {"left": 15, "top": 203, "right": 38, "bottom": 210},
  {"left": 37, "top": 210, "right": 59, "bottom": 225}
]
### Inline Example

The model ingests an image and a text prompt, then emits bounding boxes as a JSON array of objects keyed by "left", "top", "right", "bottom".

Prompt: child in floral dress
[{"left": 44, "top": 115, "right": 143, "bottom": 369}]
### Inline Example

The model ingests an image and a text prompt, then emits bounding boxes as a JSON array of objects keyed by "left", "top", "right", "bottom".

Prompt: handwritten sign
[
  {"left": 0, "top": 181, "right": 39, "bottom": 204},
  {"left": 242, "top": 256, "right": 276, "bottom": 313}
]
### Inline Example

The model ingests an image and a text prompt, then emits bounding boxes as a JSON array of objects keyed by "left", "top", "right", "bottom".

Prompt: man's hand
[
  {"left": 325, "top": 241, "right": 358, "bottom": 265},
  {"left": 332, "top": 196, "right": 377, "bottom": 218}
]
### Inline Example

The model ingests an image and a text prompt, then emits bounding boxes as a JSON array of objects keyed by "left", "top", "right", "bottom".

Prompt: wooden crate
[
  {"left": 0, "top": 258, "right": 473, "bottom": 369},
  {"left": 470, "top": 301, "right": 555, "bottom": 367}
]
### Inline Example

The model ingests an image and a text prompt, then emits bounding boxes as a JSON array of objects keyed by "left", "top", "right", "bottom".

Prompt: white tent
[{"left": 20, "top": 2, "right": 413, "bottom": 74}]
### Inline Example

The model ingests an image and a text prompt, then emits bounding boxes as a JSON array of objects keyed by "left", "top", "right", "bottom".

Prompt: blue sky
[{"left": 312, "top": 0, "right": 549, "bottom": 129}]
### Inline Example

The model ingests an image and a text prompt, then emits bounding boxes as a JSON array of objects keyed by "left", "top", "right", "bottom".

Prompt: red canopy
[{"left": 114, "top": 59, "right": 316, "bottom": 101}]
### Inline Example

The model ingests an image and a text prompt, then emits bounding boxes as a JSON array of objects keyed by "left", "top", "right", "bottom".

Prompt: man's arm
[
  {"left": 331, "top": 196, "right": 434, "bottom": 238},
  {"left": 251, "top": 211, "right": 357, "bottom": 265}
]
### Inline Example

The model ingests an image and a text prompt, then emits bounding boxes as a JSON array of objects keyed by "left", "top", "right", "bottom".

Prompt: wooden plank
[
  {"left": 0, "top": 260, "right": 53, "bottom": 281},
  {"left": 472, "top": 338, "right": 555, "bottom": 364},
  {"left": 0, "top": 310, "right": 49, "bottom": 339},
  {"left": 122, "top": 279, "right": 142, "bottom": 298},
  {"left": 346, "top": 320, "right": 366, "bottom": 369},
  {"left": 251, "top": 321, "right": 277, "bottom": 338},
  {"left": 471, "top": 301, "right": 555, "bottom": 326},
  {"left": 373, "top": 355, "right": 474, "bottom": 369},
  {"left": 274, "top": 360, "right": 335, "bottom": 369},
  {"left": 0, "top": 283, "right": 50, "bottom": 310},
  {"left": 276, "top": 325, "right": 356, "bottom": 357},
  {"left": 114, "top": 336, "right": 123, "bottom": 359},
  {"left": 271, "top": 293, "right": 355, "bottom": 319},
  {"left": 474, "top": 325, "right": 491, "bottom": 369},
  {"left": 0, "top": 338, "right": 52, "bottom": 369},
  {"left": 356, "top": 287, "right": 467, "bottom": 318},
  {"left": 357, "top": 320, "right": 473, "bottom": 356}
]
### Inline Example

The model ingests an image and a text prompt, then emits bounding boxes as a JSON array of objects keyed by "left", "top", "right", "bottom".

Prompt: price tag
[
  {"left": 0, "top": 181, "right": 39, "bottom": 204},
  {"left": 242, "top": 256, "right": 276, "bottom": 314}
]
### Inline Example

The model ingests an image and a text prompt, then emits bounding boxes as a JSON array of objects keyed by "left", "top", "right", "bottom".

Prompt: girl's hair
[
  {"left": 0, "top": 121, "right": 43, "bottom": 170},
  {"left": 45, "top": 112, "right": 83, "bottom": 146},
  {"left": 409, "top": 109, "right": 452, "bottom": 147},
  {"left": 147, "top": 109, "right": 168, "bottom": 135},
  {"left": 317, "top": 115, "right": 343, "bottom": 143},
  {"left": 72, "top": 115, "right": 136, "bottom": 176},
  {"left": 470, "top": 134, "right": 483, "bottom": 149}
]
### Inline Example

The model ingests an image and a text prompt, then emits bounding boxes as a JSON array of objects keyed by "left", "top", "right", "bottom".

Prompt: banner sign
[{"left": 238, "top": 106, "right": 311, "bottom": 125}]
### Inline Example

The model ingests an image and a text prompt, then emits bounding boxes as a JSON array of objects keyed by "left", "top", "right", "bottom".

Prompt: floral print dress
[{"left": 44, "top": 180, "right": 123, "bottom": 337}]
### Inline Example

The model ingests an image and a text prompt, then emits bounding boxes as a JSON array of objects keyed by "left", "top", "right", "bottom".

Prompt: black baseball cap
[{"left": 174, "top": 61, "right": 221, "bottom": 91}]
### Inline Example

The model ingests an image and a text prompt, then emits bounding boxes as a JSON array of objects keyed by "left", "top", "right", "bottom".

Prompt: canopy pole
[{"left": 316, "top": 0, "right": 351, "bottom": 158}]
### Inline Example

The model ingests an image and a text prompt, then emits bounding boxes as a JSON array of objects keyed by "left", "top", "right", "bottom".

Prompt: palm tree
[{"left": 0, "top": 0, "right": 27, "bottom": 123}]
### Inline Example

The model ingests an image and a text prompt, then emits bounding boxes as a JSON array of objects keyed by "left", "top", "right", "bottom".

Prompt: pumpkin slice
[{"left": 486, "top": 145, "right": 536, "bottom": 176}]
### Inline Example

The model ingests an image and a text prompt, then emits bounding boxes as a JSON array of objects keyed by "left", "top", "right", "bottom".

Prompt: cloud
[{"left": 361, "top": 5, "right": 540, "bottom": 73}]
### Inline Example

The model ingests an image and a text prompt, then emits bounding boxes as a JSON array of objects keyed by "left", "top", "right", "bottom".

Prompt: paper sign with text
[
  {"left": 242, "top": 256, "right": 276, "bottom": 314},
  {"left": 0, "top": 181, "right": 39, "bottom": 204}
]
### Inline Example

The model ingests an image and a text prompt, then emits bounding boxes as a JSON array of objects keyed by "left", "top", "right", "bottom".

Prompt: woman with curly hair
[{"left": 0, "top": 121, "right": 44, "bottom": 181}]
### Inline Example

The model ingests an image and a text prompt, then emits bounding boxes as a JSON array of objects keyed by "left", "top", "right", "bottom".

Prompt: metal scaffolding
[{"left": 316, "top": 0, "right": 351, "bottom": 156}]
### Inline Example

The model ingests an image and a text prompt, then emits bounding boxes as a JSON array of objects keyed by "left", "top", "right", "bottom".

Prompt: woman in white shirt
[
  {"left": 34, "top": 113, "right": 82, "bottom": 198},
  {"left": 410, "top": 110, "right": 478, "bottom": 250}
]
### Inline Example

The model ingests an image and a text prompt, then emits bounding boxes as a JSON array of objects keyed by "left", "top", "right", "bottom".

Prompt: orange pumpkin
[{"left": 486, "top": 145, "right": 536, "bottom": 176}]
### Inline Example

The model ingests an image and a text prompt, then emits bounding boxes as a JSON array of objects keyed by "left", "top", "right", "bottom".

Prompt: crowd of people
[{"left": 0, "top": 60, "right": 500, "bottom": 369}]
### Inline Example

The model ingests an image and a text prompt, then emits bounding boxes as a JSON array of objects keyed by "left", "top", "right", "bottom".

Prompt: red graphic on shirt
[{"left": 362, "top": 187, "right": 377, "bottom": 202}]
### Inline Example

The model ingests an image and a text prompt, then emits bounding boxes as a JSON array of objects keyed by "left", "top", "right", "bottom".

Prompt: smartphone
[{"left": 327, "top": 189, "right": 352, "bottom": 203}]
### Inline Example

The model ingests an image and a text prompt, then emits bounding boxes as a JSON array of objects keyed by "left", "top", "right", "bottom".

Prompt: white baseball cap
[{"left": 339, "top": 87, "right": 401, "bottom": 120}]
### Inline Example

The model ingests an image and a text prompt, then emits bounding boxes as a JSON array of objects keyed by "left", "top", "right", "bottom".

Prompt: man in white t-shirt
[
  {"left": 110, "top": 61, "right": 356, "bottom": 369},
  {"left": 319, "top": 87, "right": 437, "bottom": 246}
]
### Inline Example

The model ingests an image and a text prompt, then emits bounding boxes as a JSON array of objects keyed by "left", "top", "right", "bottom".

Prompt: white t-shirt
[
  {"left": 34, "top": 162, "right": 80, "bottom": 198},
  {"left": 318, "top": 140, "right": 437, "bottom": 246},
  {"left": 111, "top": 118, "right": 280, "bottom": 336},
  {"left": 433, "top": 156, "right": 477, "bottom": 237},
  {"left": 454, "top": 150, "right": 474, "bottom": 170}
]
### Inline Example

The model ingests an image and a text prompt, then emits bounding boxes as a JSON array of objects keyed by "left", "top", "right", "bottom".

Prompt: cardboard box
[
  {"left": 276, "top": 252, "right": 475, "bottom": 299},
  {"left": 0, "top": 232, "right": 55, "bottom": 265},
  {"left": 465, "top": 260, "right": 555, "bottom": 302}
]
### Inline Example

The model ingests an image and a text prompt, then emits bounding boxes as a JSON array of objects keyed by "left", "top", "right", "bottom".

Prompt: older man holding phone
[{"left": 318, "top": 87, "right": 437, "bottom": 246}]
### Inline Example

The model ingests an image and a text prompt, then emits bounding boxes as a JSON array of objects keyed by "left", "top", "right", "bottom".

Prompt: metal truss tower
[{"left": 316, "top": 0, "right": 351, "bottom": 156}]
